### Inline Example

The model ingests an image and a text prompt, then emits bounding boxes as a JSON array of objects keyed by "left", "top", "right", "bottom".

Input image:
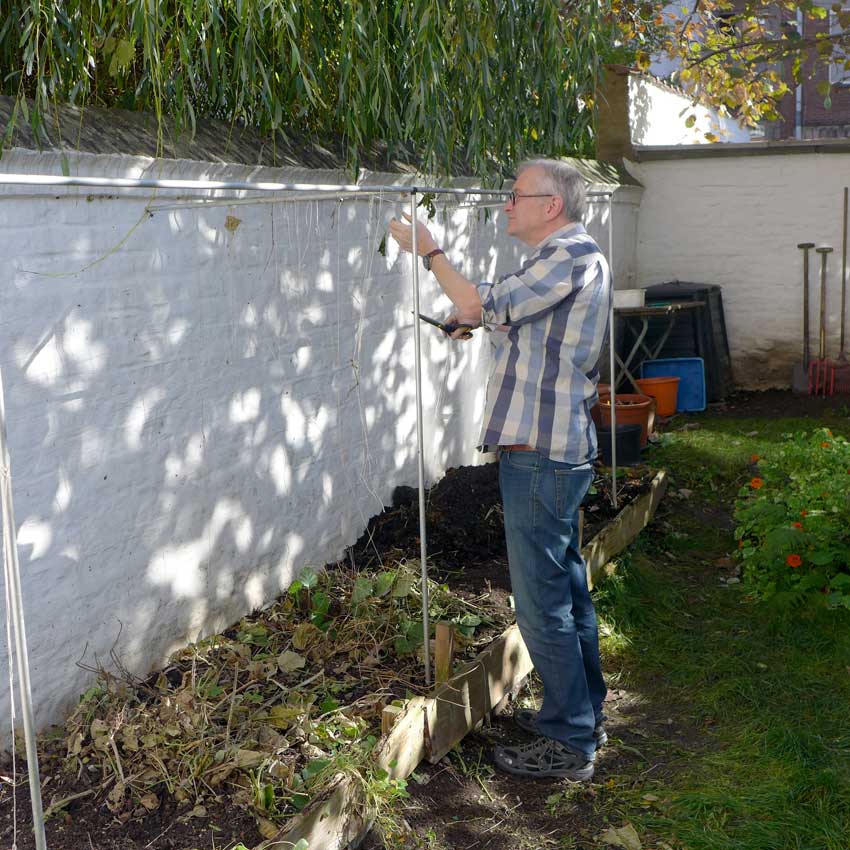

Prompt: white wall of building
[
  {"left": 0, "top": 149, "right": 639, "bottom": 734},
  {"left": 629, "top": 150, "right": 845, "bottom": 388},
  {"left": 630, "top": 75, "right": 752, "bottom": 146}
]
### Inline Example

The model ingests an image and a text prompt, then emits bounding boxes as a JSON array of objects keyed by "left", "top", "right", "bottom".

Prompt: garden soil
[{"left": 1, "top": 455, "right": 655, "bottom": 850}]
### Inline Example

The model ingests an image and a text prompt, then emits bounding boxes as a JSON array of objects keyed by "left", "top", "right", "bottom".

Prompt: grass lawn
[
  {"left": 593, "top": 405, "right": 850, "bottom": 850},
  {"left": 387, "top": 399, "right": 850, "bottom": 850}
]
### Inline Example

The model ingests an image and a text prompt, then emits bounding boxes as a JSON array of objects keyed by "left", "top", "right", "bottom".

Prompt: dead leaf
[
  {"left": 224, "top": 215, "right": 242, "bottom": 233},
  {"left": 90, "top": 718, "right": 111, "bottom": 750},
  {"left": 106, "top": 781, "right": 126, "bottom": 813},
  {"left": 277, "top": 650, "right": 306, "bottom": 673},
  {"left": 292, "top": 622, "right": 321, "bottom": 651},
  {"left": 257, "top": 816, "right": 279, "bottom": 840},
  {"left": 139, "top": 792, "right": 159, "bottom": 811},
  {"left": 66, "top": 731, "right": 83, "bottom": 757},
  {"left": 267, "top": 704, "right": 302, "bottom": 730},
  {"left": 186, "top": 804, "right": 207, "bottom": 819},
  {"left": 121, "top": 726, "right": 139, "bottom": 752},
  {"left": 600, "top": 822, "right": 642, "bottom": 850},
  {"left": 234, "top": 749, "right": 265, "bottom": 769}
]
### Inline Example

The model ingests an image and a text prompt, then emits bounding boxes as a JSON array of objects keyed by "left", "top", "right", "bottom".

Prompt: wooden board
[
  {"left": 269, "top": 775, "right": 367, "bottom": 850},
  {"left": 269, "top": 469, "right": 668, "bottom": 849},
  {"left": 424, "top": 623, "right": 533, "bottom": 764},
  {"left": 582, "top": 470, "right": 668, "bottom": 589}
]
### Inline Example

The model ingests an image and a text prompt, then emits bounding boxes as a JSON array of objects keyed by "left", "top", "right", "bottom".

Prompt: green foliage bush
[{"left": 734, "top": 428, "right": 850, "bottom": 609}]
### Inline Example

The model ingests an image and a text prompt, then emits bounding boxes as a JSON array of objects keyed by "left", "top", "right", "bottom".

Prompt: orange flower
[
  {"left": 750, "top": 477, "right": 764, "bottom": 489},
  {"left": 821, "top": 441, "right": 830, "bottom": 448},
  {"left": 750, "top": 454, "right": 760, "bottom": 463},
  {"left": 786, "top": 554, "right": 802, "bottom": 568},
  {"left": 738, "top": 539, "right": 744, "bottom": 549},
  {"left": 800, "top": 510, "right": 807, "bottom": 517},
  {"left": 827, "top": 429, "right": 833, "bottom": 436},
  {"left": 793, "top": 521, "right": 803, "bottom": 529}
]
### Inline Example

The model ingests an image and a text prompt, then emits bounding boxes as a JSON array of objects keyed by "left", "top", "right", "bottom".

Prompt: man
[{"left": 389, "top": 159, "right": 610, "bottom": 781}]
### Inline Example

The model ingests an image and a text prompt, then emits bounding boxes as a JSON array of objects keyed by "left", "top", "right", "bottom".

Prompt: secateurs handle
[{"left": 418, "top": 313, "right": 474, "bottom": 339}]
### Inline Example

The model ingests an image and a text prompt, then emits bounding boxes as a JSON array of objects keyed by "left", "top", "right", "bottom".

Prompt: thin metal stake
[
  {"left": 0, "top": 367, "right": 48, "bottom": 850},
  {"left": 410, "top": 191, "right": 431, "bottom": 687},
  {"left": 608, "top": 194, "right": 618, "bottom": 510}
]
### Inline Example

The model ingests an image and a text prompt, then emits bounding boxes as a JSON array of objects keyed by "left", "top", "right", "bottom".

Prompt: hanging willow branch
[{"left": 0, "top": 0, "right": 624, "bottom": 176}]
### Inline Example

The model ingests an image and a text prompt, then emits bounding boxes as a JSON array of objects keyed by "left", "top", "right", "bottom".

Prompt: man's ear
[{"left": 546, "top": 194, "right": 564, "bottom": 221}]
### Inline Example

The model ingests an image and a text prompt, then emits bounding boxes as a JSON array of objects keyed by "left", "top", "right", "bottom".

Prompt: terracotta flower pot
[
  {"left": 634, "top": 376, "right": 680, "bottom": 418},
  {"left": 596, "top": 393, "right": 655, "bottom": 448}
]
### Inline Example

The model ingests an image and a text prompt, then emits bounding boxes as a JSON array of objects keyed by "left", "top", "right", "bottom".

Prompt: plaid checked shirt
[{"left": 475, "top": 222, "right": 611, "bottom": 464}]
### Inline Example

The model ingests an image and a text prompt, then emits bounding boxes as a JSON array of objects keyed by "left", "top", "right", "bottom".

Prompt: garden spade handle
[
  {"left": 816, "top": 247, "right": 833, "bottom": 361},
  {"left": 798, "top": 242, "right": 815, "bottom": 367}
]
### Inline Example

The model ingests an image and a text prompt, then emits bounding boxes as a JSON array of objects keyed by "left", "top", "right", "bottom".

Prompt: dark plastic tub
[{"left": 597, "top": 423, "right": 643, "bottom": 466}]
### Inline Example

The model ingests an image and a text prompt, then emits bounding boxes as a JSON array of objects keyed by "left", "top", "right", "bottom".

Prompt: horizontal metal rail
[{"left": 0, "top": 172, "right": 614, "bottom": 198}]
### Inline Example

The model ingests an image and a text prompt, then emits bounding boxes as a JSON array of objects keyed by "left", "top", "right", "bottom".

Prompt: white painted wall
[
  {"left": 630, "top": 75, "right": 752, "bottom": 146},
  {"left": 0, "top": 149, "right": 639, "bottom": 734},
  {"left": 629, "top": 151, "right": 845, "bottom": 388}
]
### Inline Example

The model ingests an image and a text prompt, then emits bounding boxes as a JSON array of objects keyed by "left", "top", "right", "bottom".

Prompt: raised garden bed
[
  {"left": 275, "top": 467, "right": 667, "bottom": 850},
  {"left": 0, "top": 464, "right": 665, "bottom": 850}
]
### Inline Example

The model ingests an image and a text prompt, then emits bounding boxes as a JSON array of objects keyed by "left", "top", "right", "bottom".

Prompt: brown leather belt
[{"left": 500, "top": 443, "right": 535, "bottom": 451}]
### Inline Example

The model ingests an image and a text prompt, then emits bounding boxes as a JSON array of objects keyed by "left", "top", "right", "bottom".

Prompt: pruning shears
[{"left": 418, "top": 313, "right": 474, "bottom": 340}]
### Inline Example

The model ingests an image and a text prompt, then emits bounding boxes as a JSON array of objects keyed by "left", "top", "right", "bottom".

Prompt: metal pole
[
  {"left": 0, "top": 367, "right": 47, "bottom": 850},
  {"left": 409, "top": 192, "right": 431, "bottom": 687},
  {"left": 608, "top": 193, "right": 618, "bottom": 510},
  {"left": 0, "top": 172, "right": 619, "bottom": 199}
]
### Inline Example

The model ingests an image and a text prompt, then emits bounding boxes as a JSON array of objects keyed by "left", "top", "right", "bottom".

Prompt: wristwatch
[{"left": 422, "top": 248, "right": 445, "bottom": 271}]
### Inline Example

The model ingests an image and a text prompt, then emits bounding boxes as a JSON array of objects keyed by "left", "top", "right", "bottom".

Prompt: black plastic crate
[{"left": 640, "top": 281, "right": 733, "bottom": 402}]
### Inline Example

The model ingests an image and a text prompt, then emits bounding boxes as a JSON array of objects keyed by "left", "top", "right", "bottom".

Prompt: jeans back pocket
[{"left": 554, "top": 465, "right": 593, "bottom": 520}]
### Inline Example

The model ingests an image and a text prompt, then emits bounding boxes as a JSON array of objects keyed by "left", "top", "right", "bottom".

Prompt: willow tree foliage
[{"left": 0, "top": 0, "right": 632, "bottom": 176}]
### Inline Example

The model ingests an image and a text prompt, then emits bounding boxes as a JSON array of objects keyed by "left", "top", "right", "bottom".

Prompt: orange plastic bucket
[{"left": 634, "top": 376, "right": 680, "bottom": 418}]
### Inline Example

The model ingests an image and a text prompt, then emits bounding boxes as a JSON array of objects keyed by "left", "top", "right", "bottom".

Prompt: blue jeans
[{"left": 499, "top": 449, "right": 607, "bottom": 760}]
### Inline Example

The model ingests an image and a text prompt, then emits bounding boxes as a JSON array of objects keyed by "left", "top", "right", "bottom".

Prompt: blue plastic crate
[{"left": 641, "top": 357, "right": 706, "bottom": 412}]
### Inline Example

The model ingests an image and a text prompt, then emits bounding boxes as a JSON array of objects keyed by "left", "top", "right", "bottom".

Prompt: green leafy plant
[{"left": 734, "top": 428, "right": 850, "bottom": 609}]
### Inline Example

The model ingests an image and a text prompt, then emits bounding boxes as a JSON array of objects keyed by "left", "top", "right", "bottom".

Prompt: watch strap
[{"left": 423, "top": 248, "right": 445, "bottom": 271}]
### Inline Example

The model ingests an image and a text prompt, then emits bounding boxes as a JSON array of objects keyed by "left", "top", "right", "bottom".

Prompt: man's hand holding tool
[{"left": 418, "top": 313, "right": 474, "bottom": 340}]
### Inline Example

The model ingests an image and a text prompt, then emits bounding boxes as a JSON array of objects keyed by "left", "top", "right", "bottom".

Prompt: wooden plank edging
[
  {"left": 270, "top": 468, "right": 667, "bottom": 850},
  {"left": 583, "top": 470, "right": 668, "bottom": 589}
]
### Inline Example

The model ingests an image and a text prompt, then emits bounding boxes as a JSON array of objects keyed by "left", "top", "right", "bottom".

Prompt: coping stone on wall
[
  {"left": 634, "top": 137, "right": 850, "bottom": 160},
  {"left": 0, "top": 96, "right": 641, "bottom": 196}
]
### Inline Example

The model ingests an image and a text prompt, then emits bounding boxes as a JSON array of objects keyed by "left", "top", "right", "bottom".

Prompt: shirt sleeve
[{"left": 475, "top": 243, "right": 586, "bottom": 327}]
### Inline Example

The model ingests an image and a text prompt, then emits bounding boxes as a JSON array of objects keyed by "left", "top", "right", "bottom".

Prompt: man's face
[{"left": 504, "top": 166, "right": 556, "bottom": 245}]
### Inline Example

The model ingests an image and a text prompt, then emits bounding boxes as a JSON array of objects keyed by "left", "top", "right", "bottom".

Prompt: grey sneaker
[
  {"left": 513, "top": 708, "right": 608, "bottom": 748},
  {"left": 493, "top": 736, "right": 594, "bottom": 780}
]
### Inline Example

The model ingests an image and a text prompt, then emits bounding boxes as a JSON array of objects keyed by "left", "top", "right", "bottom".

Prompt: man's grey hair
[{"left": 517, "top": 159, "right": 586, "bottom": 223}]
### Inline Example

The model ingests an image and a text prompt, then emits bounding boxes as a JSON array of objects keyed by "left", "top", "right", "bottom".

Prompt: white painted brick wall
[
  {"left": 630, "top": 153, "right": 846, "bottom": 388},
  {"left": 629, "top": 76, "right": 752, "bottom": 146},
  {"left": 0, "top": 149, "right": 638, "bottom": 736}
]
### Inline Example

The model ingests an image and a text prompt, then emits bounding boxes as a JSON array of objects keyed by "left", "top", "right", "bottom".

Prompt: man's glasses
[{"left": 507, "top": 191, "right": 555, "bottom": 205}]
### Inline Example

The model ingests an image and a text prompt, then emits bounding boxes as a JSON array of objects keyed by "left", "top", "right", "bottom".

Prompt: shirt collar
[{"left": 535, "top": 221, "right": 585, "bottom": 250}]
